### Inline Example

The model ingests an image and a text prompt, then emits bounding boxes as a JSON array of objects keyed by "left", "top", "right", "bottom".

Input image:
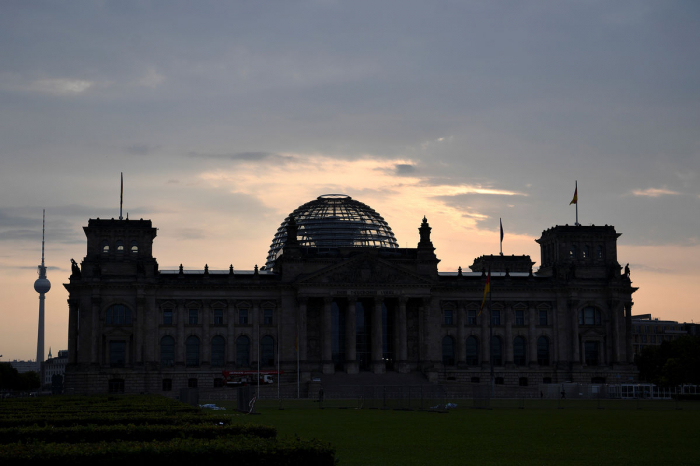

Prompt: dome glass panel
[{"left": 265, "top": 194, "right": 398, "bottom": 268}]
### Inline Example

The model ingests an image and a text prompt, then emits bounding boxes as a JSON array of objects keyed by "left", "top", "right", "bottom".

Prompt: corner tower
[{"left": 536, "top": 224, "right": 621, "bottom": 279}]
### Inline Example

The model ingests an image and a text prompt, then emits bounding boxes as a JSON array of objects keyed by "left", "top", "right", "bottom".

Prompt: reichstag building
[{"left": 64, "top": 194, "right": 638, "bottom": 396}]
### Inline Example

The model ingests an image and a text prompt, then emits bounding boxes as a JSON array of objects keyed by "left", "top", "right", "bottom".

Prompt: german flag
[
  {"left": 570, "top": 183, "right": 578, "bottom": 205},
  {"left": 478, "top": 270, "right": 491, "bottom": 316}
]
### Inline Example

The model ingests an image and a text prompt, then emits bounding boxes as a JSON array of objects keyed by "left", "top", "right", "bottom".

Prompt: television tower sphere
[{"left": 34, "top": 276, "right": 51, "bottom": 294}]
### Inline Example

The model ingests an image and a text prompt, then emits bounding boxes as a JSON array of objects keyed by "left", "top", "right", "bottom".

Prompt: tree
[{"left": 635, "top": 336, "right": 700, "bottom": 386}]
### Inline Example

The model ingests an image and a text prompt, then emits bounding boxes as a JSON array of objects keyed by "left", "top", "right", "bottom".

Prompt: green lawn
[{"left": 214, "top": 400, "right": 700, "bottom": 465}]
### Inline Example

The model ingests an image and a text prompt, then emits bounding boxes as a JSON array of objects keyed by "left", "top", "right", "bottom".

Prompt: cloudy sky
[{"left": 1, "top": 1, "right": 698, "bottom": 361}]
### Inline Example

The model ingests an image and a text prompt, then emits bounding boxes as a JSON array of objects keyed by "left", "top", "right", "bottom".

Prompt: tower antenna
[
  {"left": 41, "top": 209, "right": 45, "bottom": 267},
  {"left": 119, "top": 172, "right": 124, "bottom": 220}
]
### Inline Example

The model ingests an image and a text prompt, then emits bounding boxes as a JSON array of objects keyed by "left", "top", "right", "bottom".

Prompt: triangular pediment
[{"left": 296, "top": 254, "right": 433, "bottom": 286}]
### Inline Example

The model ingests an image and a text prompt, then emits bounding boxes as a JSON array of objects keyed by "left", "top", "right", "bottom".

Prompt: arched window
[
  {"left": 160, "top": 336, "right": 175, "bottom": 367},
  {"left": 116, "top": 240, "right": 124, "bottom": 252},
  {"left": 130, "top": 241, "right": 139, "bottom": 254},
  {"left": 211, "top": 336, "right": 225, "bottom": 367},
  {"left": 570, "top": 244, "right": 577, "bottom": 259},
  {"left": 101, "top": 240, "right": 110, "bottom": 254},
  {"left": 537, "top": 336, "right": 550, "bottom": 366},
  {"left": 185, "top": 336, "right": 200, "bottom": 367},
  {"left": 442, "top": 336, "right": 455, "bottom": 366},
  {"left": 513, "top": 336, "right": 526, "bottom": 366},
  {"left": 579, "top": 306, "right": 602, "bottom": 326},
  {"left": 106, "top": 304, "right": 132, "bottom": 325},
  {"left": 491, "top": 336, "right": 503, "bottom": 366},
  {"left": 466, "top": 336, "right": 479, "bottom": 365},
  {"left": 261, "top": 335, "right": 274, "bottom": 366},
  {"left": 596, "top": 245, "right": 604, "bottom": 260},
  {"left": 583, "top": 245, "right": 590, "bottom": 259},
  {"left": 236, "top": 335, "right": 250, "bottom": 367}
]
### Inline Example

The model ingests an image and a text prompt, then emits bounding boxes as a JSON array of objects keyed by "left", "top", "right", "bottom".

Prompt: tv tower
[{"left": 33, "top": 209, "right": 51, "bottom": 363}]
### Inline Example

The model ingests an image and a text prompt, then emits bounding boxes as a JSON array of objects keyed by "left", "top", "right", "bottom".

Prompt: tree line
[
  {"left": 635, "top": 335, "right": 700, "bottom": 386},
  {"left": 0, "top": 363, "right": 41, "bottom": 391}
]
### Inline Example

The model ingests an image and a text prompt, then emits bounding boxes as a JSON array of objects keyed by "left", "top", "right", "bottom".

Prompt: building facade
[
  {"left": 631, "top": 314, "right": 693, "bottom": 356},
  {"left": 64, "top": 195, "right": 638, "bottom": 396}
]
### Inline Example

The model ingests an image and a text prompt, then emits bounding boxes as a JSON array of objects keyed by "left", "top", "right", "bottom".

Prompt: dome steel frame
[{"left": 265, "top": 194, "right": 399, "bottom": 268}]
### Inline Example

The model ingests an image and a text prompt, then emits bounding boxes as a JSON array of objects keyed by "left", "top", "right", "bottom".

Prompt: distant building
[
  {"left": 64, "top": 194, "right": 639, "bottom": 397},
  {"left": 631, "top": 314, "right": 694, "bottom": 355},
  {"left": 9, "top": 360, "right": 40, "bottom": 374},
  {"left": 43, "top": 349, "right": 68, "bottom": 386}
]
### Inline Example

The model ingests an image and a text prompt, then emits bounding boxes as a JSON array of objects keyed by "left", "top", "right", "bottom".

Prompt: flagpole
[
  {"left": 119, "top": 172, "right": 123, "bottom": 220},
  {"left": 489, "top": 269, "right": 494, "bottom": 397},
  {"left": 297, "top": 323, "right": 300, "bottom": 399},
  {"left": 277, "top": 317, "right": 280, "bottom": 401}
]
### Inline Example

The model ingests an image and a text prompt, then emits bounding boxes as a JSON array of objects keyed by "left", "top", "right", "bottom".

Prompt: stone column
[
  {"left": 322, "top": 297, "right": 334, "bottom": 374},
  {"left": 345, "top": 298, "right": 358, "bottom": 374},
  {"left": 202, "top": 300, "right": 211, "bottom": 365},
  {"left": 252, "top": 301, "right": 260, "bottom": 367},
  {"left": 457, "top": 301, "right": 466, "bottom": 365},
  {"left": 176, "top": 300, "right": 185, "bottom": 365},
  {"left": 297, "top": 298, "right": 308, "bottom": 362},
  {"left": 227, "top": 301, "right": 235, "bottom": 364},
  {"left": 481, "top": 304, "right": 490, "bottom": 368},
  {"left": 571, "top": 301, "right": 581, "bottom": 365},
  {"left": 611, "top": 301, "right": 620, "bottom": 365},
  {"left": 397, "top": 297, "right": 408, "bottom": 373},
  {"left": 552, "top": 301, "right": 559, "bottom": 366},
  {"left": 505, "top": 303, "right": 513, "bottom": 366},
  {"left": 90, "top": 296, "right": 100, "bottom": 365},
  {"left": 625, "top": 302, "right": 634, "bottom": 364},
  {"left": 134, "top": 294, "right": 144, "bottom": 364},
  {"left": 528, "top": 303, "right": 537, "bottom": 366},
  {"left": 67, "top": 299, "right": 79, "bottom": 364},
  {"left": 372, "top": 297, "right": 385, "bottom": 374}
]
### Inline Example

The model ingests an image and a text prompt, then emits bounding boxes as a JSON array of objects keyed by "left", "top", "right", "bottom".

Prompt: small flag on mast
[
  {"left": 499, "top": 218, "right": 504, "bottom": 255},
  {"left": 570, "top": 181, "right": 578, "bottom": 205},
  {"left": 478, "top": 270, "right": 491, "bottom": 316}
]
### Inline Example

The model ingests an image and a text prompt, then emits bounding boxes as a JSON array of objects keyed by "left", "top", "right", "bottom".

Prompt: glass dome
[{"left": 265, "top": 194, "right": 399, "bottom": 268}]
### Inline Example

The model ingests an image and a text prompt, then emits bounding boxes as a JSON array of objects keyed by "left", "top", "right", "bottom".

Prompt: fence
[{"left": 219, "top": 382, "right": 700, "bottom": 412}]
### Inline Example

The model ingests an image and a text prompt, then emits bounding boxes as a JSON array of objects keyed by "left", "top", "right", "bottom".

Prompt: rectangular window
[
  {"left": 214, "top": 309, "right": 224, "bottom": 324},
  {"left": 162, "top": 379, "right": 172, "bottom": 391},
  {"left": 519, "top": 377, "right": 529, "bottom": 387},
  {"left": 264, "top": 309, "right": 273, "bottom": 325},
  {"left": 188, "top": 378, "right": 198, "bottom": 388},
  {"left": 109, "top": 340, "right": 126, "bottom": 368},
  {"left": 214, "top": 378, "right": 224, "bottom": 388},
  {"left": 444, "top": 310, "right": 454, "bottom": 325},
  {"left": 539, "top": 310, "right": 548, "bottom": 326},
  {"left": 515, "top": 310, "right": 524, "bottom": 325},
  {"left": 584, "top": 341, "right": 599, "bottom": 366},
  {"left": 108, "top": 379, "right": 125, "bottom": 393},
  {"left": 491, "top": 310, "right": 500, "bottom": 325},
  {"left": 163, "top": 309, "right": 173, "bottom": 325},
  {"left": 467, "top": 310, "right": 477, "bottom": 325},
  {"left": 642, "top": 335, "right": 647, "bottom": 343},
  {"left": 239, "top": 309, "right": 248, "bottom": 325},
  {"left": 471, "top": 377, "right": 480, "bottom": 383},
  {"left": 188, "top": 309, "right": 198, "bottom": 325},
  {"left": 495, "top": 377, "right": 504, "bottom": 385},
  {"left": 542, "top": 377, "right": 552, "bottom": 384}
]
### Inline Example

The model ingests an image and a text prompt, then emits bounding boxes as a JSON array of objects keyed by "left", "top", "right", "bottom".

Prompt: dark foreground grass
[{"left": 215, "top": 401, "right": 700, "bottom": 466}]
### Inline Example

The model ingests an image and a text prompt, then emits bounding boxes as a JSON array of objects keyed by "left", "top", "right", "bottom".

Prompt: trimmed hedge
[
  {"left": 0, "top": 423, "right": 276, "bottom": 444},
  {"left": 0, "top": 437, "right": 336, "bottom": 466},
  {"left": 0, "top": 413, "right": 230, "bottom": 428}
]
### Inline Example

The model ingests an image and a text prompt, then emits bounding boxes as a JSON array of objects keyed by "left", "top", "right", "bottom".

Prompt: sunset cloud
[{"left": 631, "top": 188, "right": 681, "bottom": 197}]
